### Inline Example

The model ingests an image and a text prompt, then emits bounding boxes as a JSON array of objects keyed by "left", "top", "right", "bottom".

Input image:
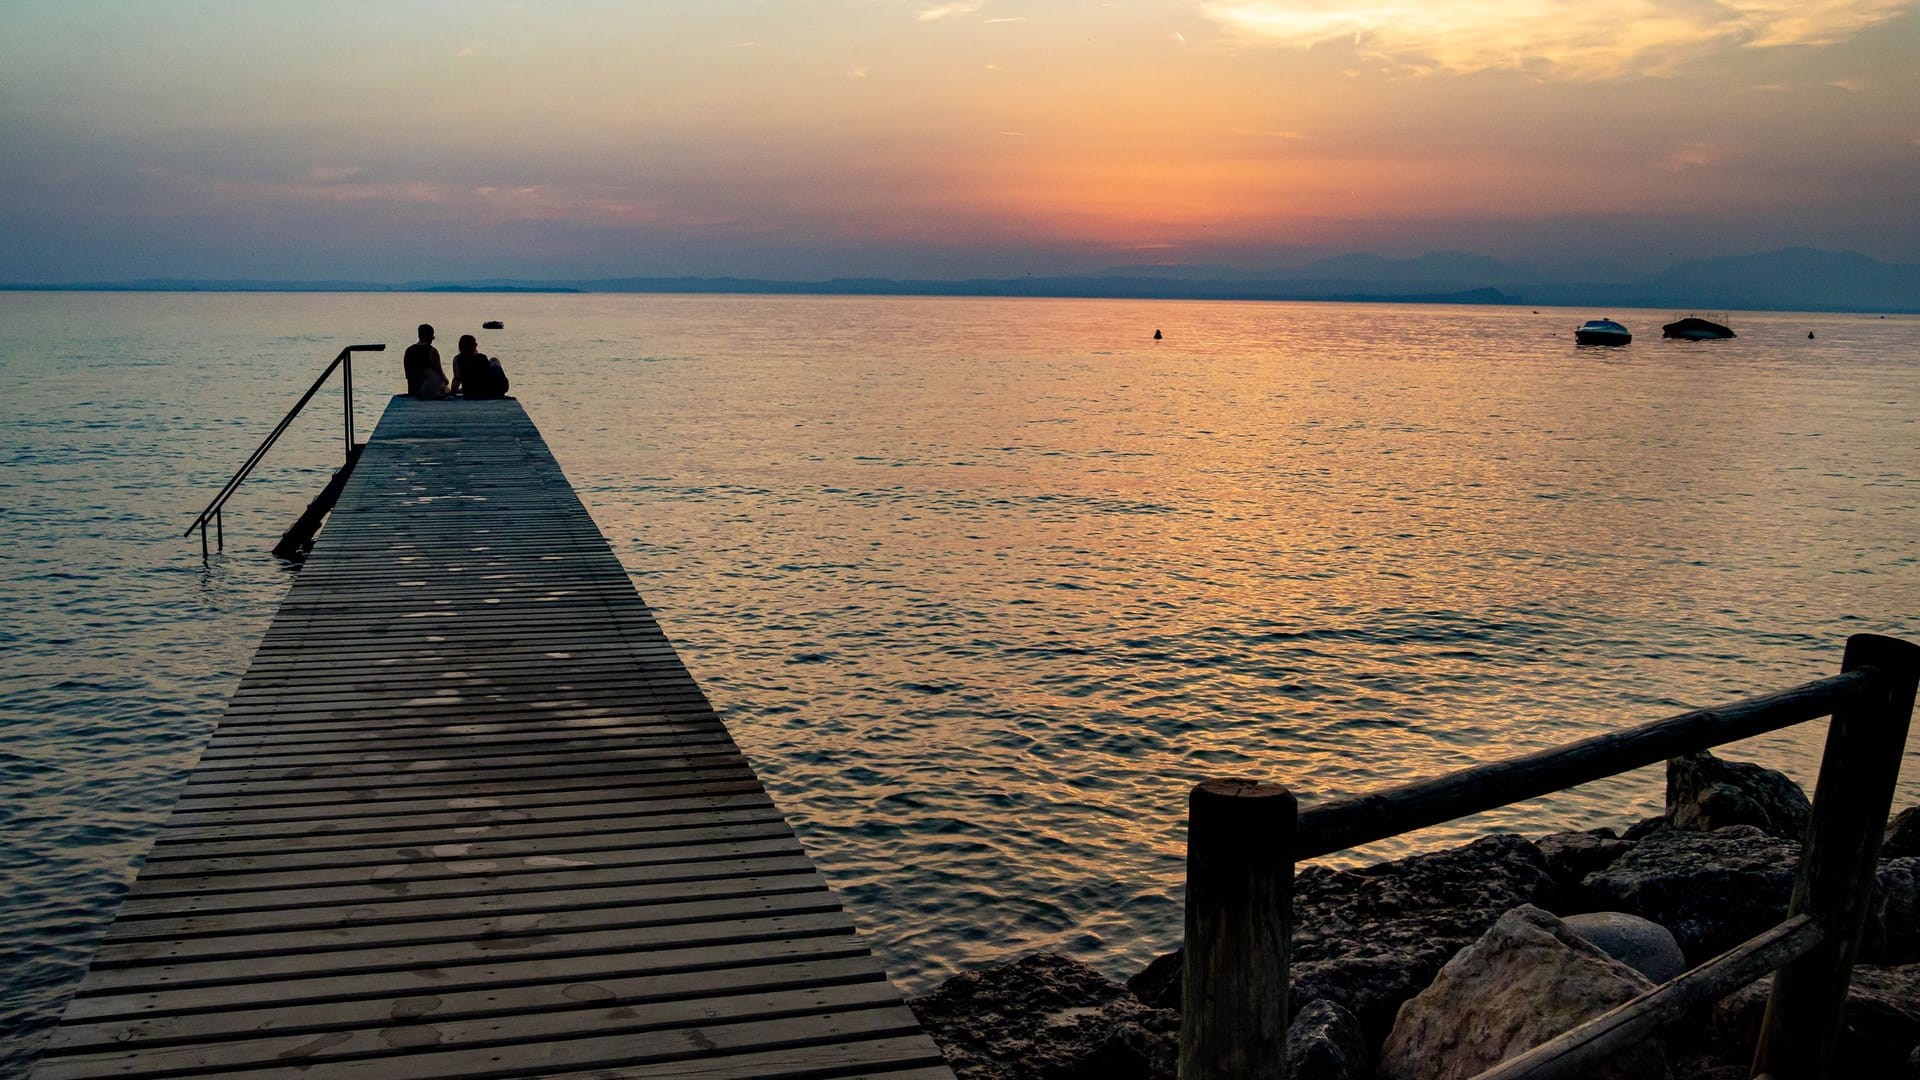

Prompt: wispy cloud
[
  {"left": 455, "top": 45, "right": 475, "bottom": 58},
  {"left": 848, "top": 66, "right": 871, "bottom": 78},
  {"left": 189, "top": 172, "right": 671, "bottom": 227},
  {"left": 919, "top": 1, "right": 988, "bottom": 21},
  {"left": 1196, "top": 0, "right": 1912, "bottom": 79},
  {"left": 304, "top": 165, "right": 368, "bottom": 184},
  {"left": 1654, "top": 142, "right": 1733, "bottom": 172}
]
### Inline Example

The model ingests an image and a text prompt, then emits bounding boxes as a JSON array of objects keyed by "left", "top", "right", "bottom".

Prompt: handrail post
[
  {"left": 1179, "top": 778, "right": 1295, "bottom": 1080},
  {"left": 343, "top": 352, "right": 354, "bottom": 460},
  {"left": 1754, "top": 633, "right": 1920, "bottom": 1078}
]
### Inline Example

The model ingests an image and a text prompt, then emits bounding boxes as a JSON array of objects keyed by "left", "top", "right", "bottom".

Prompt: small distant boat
[
  {"left": 482, "top": 320, "right": 505, "bottom": 330},
  {"left": 1662, "top": 316, "right": 1734, "bottom": 340},
  {"left": 1574, "top": 318, "right": 1632, "bottom": 346}
]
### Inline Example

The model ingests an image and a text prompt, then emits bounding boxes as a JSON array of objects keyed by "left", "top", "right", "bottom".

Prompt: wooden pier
[{"left": 34, "top": 397, "right": 953, "bottom": 1080}]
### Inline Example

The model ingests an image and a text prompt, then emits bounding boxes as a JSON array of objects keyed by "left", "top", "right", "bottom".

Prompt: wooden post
[
  {"left": 1753, "top": 634, "right": 1920, "bottom": 1078},
  {"left": 1179, "top": 778, "right": 1295, "bottom": 1080}
]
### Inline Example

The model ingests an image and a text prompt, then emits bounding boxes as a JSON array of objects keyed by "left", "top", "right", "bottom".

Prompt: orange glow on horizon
[{"left": 2, "top": 1, "right": 1913, "bottom": 279}]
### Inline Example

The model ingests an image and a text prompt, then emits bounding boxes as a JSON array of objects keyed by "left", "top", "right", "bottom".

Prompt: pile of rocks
[{"left": 909, "top": 750, "right": 1920, "bottom": 1079}]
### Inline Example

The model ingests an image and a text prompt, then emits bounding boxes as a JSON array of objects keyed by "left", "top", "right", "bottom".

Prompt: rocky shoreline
[{"left": 908, "top": 750, "right": 1920, "bottom": 1079}]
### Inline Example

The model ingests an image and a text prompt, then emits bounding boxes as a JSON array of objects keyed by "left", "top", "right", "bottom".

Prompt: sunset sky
[{"left": 2, "top": 0, "right": 1915, "bottom": 282}]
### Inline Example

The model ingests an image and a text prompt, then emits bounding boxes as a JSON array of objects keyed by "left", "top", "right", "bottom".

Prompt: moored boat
[
  {"left": 1574, "top": 318, "right": 1631, "bottom": 346},
  {"left": 1662, "top": 316, "right": 1735, "bottom": 340}
]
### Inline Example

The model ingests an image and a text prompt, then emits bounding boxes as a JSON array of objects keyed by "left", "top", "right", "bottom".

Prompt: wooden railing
[{"left": 1179, "top": 633, "right": 1920, "bottom": 1080}]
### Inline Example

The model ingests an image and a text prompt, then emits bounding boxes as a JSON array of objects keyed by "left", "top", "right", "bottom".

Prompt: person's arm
[{"left": 448, "top": 358, "right": 465, "bottom": 396}]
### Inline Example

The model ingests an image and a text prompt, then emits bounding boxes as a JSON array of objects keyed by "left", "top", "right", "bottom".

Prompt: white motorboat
[{"left": 1574, "top": 318, "right": 1632, "bottom": 346}]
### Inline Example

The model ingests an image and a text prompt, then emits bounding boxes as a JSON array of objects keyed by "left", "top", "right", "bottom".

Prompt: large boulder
[
  {"left": 1126, "top": 949, "right": 1183, "bottom": 1012},
  {"left": 1378, "top": 905, "right": 1665, "bottom": 1080},
  {"left": 1127, "top": 835, "right": 1557, "bottom": 1049},
  {"left": 1289, "top": 834, "right": 1559, "bottom": 1047},
  {"left": 1624, "top": 814, "right": 1667, "bottom": 841},
  {"left": 1562, "top": 911, "right": 1688, "bottom": 983},
  {"left": 1713, "top": 962, "right": 1920, "bottom": 1077},
  {"left": 1666, "top": 750, "right": 1811, "bottom": 841},
  {"left": 1534, "top": 829, "right": 1635, "bottom": 904},
  {"left": 909, "top": 952, "right": 1178, "bottom": 1080},
  {"left": 1887, "top": 806, "right": 1920, "bottom": 859},
  {"left": 1580, "top": 825, "right": 1798, "bottom": 964},
  {"left": 1286, "top": 997, "right": 1369, "bottom": 1080},
  {"left": 1868, "top": 857, "right": 1920, "bottom": 964}
]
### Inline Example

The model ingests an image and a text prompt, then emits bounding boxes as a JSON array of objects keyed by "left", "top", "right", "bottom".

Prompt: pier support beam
[{"left": 272, "top": 443, "right": 362, "bottom": 560}]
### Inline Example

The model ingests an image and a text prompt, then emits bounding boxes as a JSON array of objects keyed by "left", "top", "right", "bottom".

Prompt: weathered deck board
[{"left": 34, "top": 397, "right": 952, "bottom": 1080}]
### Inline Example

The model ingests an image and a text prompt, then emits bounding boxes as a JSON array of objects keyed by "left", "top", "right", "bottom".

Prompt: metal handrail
[{"left": 186, "top": 343, "right": 385, "bottom": 555}]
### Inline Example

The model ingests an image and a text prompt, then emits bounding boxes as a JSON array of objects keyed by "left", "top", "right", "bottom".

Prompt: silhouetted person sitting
[
  {"left": 449, "top": 334, "right": 509, "bottom": 399},
  {"left": 404, "top": 323, "right": 448, "bottom": 399}
]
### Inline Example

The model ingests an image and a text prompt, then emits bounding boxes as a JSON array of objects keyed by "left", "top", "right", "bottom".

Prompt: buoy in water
[
  {"left": 1153, "top": 329, "right": 1162, "bottom": 340},
  {"left": 1808, "top": 331, "right": 1815, "bottom": 338}
]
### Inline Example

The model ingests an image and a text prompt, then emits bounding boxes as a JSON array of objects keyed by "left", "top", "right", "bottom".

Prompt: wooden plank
[
  {"left": 88, "top": 890, "right": 845, "bottom": 968},
  {"left": 123, "top": 837, "right": 810, "bottom": 902},
  {"left": 238, "top": 642, "right": 692, "bottom": 669},
  {"left": 202, "top": 716, "right": 725, "bottom": 752},
  {"left": 160, "top": 789, "right": 771, "bottom": 840},
  {"left": 112, "top": 855, "right": 823, "bottom": 921},
  {"left": 44, "top": 955, "right": 891, "bottom": 1059},
  {"left": 42, "top": 1004, "right": 929, "bottom": 1080},
  {"left": 165, "top": 734, "right": 741, "bottom": 787},
  {"left": 163, "top": 761, "right": 759, "bottom": 813},
  {"left": 73, "top": 911, "right": 862, "bottom": 1002},
  {"left": 33, "top": 980, "right": 910, "bottom": 1068},
  {"left": 229, "top": 661, "right": 701, "bottom": 691},
  {"left": 218, "top": 685, "right": 714, "bottom": 717},
  {"left": 135, "top": 819, "right": 806, "bottom": 879},
  {"left": 212, "top": 701, "right": 719, "bottom": 730},
  {"left": 98, "top": 875, "right": 835, "bottom": 954},
  {"left": 188, "top": 725, "right": 734, "bottom": 769},
  {"left": 35, "top": 396, "right": 951, "bottom": 1078},
  {"left": 164, "top": 772, "right": 764, "bottom": 823},
  {"left": 140, "top": 804, "right": 789, "bottom": 864}
]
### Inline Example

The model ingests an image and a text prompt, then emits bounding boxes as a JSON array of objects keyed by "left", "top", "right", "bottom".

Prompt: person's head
[
  {"left": 458, "top": 334, "right": 478, "bottom": 354},
  {"left": 417, "top": 323, "right": 434, "bottom": 342}
]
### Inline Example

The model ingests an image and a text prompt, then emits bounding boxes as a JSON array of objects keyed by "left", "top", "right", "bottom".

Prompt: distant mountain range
[{"left": 5, "top": 248, "right": 1915, "bottom": 313}]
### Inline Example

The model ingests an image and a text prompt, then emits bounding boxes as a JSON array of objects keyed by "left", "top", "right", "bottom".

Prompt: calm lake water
[{"left": 3, "top": 291, "right": 1917, "bottom": 1072}]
